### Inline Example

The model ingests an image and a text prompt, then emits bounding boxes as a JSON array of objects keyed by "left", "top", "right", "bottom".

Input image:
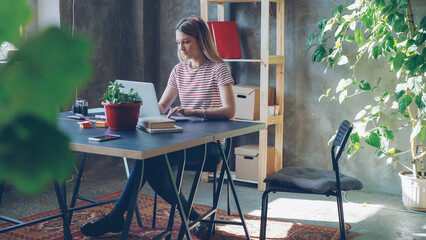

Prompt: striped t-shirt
[{"left": 168, "top": 60, "right": 234, "bottom": 109}]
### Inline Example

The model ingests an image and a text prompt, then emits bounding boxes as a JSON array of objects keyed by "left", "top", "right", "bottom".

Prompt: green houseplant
[
  {"left": 307, "top": 0, "right": 425, "bottom": 211},
  {"left": 101, "top": 81, "right": 142, "bottom": 130}
]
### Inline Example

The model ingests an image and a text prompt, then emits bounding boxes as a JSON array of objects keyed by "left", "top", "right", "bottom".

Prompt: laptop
[
  {"left": 115, "top": 80, "right": 161, "bottom": 118},
  {"left": 115, "top": 80, "right": 192, "bottom": 121}
]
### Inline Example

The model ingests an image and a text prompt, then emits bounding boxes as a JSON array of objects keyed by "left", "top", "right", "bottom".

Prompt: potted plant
[
  {"left": 101, "top": 81, "right": 142, "bottom": 130},
  {"left": 306, "top": 0, "right": 425, "bottom": 211}
]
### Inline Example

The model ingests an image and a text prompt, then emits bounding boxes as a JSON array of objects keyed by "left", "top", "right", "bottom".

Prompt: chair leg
[
  {"left": 260, "top": 190, "right": 270, "bottom": 240},
  {"left": 336, "top": 192, "right": 347, "bottom": 240}
]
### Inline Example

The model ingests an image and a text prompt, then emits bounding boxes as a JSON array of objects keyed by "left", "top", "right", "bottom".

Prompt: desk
[{"left": 58, "top": 112, "right": 265, "bottom": 239}]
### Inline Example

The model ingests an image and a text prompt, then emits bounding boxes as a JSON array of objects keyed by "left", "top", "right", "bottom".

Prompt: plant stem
[{"left": 405, "top": 0, "right": 419, "bottom": 178}]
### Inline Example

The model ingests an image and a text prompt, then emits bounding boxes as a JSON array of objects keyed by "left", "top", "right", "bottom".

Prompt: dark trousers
[{"left": 113, "top": 142, "right": 222, "bottom": 219}]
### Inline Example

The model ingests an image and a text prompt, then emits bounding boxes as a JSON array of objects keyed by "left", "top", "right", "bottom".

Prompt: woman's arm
[
  {"left": 158, "top": 85, "right": 179, "bottom": 114},
  {"left": 169, "top": 83, "right": 236, "bottom": 120}
]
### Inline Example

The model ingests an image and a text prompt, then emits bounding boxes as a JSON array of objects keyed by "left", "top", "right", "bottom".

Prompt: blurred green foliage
[{"left": 0, "top": 0, "right": 93, "bottom": 193}]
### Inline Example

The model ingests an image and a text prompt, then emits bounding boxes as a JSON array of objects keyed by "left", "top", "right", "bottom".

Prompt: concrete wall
[{"left": 59, "top": 0, "right": 425, "bottom": 195}]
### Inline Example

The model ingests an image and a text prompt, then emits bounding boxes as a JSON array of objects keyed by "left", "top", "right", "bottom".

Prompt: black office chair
[
  {"left": 151, "top": 138, "right": 232, "bottom": 228},
  {"left": 260, "top": 120, "right": 363, "bottom": 240}
]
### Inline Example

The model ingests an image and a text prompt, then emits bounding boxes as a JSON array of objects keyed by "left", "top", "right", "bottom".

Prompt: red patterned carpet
[{"left": 0, "top": 191, "right": 360, "bottom": 239}]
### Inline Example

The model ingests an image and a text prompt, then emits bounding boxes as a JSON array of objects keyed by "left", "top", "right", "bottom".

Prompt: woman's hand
[{"left": 166, "top": 106, "right": 194, "bottom": 118}]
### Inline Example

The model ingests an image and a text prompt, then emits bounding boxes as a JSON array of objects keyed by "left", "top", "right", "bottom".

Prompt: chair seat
[{"left": 264, "top": 167, "right": 363, "bottom": 194}]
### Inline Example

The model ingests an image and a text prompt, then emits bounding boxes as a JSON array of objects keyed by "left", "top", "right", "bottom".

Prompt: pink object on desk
[{"left": 77, "top": 121, "right": 92, "bottom": 129}]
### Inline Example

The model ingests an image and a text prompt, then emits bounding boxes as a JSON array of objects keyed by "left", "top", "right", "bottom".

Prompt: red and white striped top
[{"left": 168, "top": 60, "right": 234, "bottom": 109}]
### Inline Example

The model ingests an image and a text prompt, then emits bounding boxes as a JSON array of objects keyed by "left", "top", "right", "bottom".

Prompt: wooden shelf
[
  {"left": 267, "top": 115, "right": 283, "bottom": 125},
  {"left": 201, "top": 0, "right": 284, "bottom": 191},
  {"left": 224, "top": 55, "right": 283, "bottom": 64},
  {"left": 268, "top": 55, "right": 284, "bottom": 64},
  {"left": 224, "top": 58, "right": 261, "bottom": 63}
]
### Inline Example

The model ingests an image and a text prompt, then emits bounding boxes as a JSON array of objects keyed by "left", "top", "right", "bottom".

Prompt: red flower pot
[{"left": 102, "top": 102, "right": 142, "bottom": 130}]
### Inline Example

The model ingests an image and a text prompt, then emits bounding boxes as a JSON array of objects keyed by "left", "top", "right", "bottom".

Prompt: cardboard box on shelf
[
  {"left": 235, "top": 144, "right": 275, "bottom": 182},
  {"left": 233, "top": 84, "right": 275, "bottom": 120}
]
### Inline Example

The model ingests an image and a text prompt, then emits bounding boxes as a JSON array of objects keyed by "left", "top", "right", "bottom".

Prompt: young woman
[{"left": 80, "top": 15, "right": 236, "bottom": 238}]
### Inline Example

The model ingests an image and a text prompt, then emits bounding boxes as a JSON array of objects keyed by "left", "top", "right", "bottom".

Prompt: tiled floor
[{"left": 1, "top": 160, "right": 425, "bottom": 240}]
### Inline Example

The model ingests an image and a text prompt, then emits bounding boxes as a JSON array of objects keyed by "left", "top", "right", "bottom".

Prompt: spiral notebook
[{"left": 137, "top": 124, "right": 183, "bottom": 133}]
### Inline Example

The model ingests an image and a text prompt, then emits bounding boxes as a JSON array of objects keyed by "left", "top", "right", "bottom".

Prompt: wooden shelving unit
[{"left": 200, "top": 0, "right": 284, "bottom": 191}]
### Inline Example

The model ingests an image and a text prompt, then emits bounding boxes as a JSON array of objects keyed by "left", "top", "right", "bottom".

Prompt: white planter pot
[{"left": 399, "top": 171, "right": 426, "bottom": 212}]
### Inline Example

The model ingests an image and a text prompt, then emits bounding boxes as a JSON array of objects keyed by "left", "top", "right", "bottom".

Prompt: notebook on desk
[{"left": 136, "top": 124, "right": 183, "bottom": 133}]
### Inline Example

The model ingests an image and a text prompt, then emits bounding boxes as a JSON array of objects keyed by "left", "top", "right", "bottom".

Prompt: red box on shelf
[{"left": 207, "top": 21, "right": 242, "bottom": 59}]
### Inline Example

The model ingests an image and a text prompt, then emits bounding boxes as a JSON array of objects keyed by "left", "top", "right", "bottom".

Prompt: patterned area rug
[{"left": 0, "top": 191, "right": 360, "bottom": 239}]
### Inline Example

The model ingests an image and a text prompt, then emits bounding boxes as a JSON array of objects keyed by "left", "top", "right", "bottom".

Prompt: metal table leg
[{"left": 53, "top": 181, "right": 73, "bottom": 240}]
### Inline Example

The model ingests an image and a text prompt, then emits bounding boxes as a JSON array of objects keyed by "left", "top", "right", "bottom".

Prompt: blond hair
[{"left": 175, "top": 15, "right": 228, "bottom": 68}]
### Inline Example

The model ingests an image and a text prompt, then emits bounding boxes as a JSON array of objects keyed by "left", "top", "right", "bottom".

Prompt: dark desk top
[{"left": 58, "top": 112, "right": 265, "bottom": 159}]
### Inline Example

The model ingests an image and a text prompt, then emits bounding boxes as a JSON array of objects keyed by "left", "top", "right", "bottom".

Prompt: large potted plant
[
  {"left": 101, "top": 81, "right": 142, "bottom": 130},
  {"left": 307, "top": 0, "right": 425, "bottom": 211}
]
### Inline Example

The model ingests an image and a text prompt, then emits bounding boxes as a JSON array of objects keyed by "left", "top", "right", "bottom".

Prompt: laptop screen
[{"left": 115, "top": 80, "right": 161, "bottom": 117}]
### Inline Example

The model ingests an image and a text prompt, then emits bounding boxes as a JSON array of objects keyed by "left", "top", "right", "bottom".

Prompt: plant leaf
[
  {"left": 362, "top": 15, "right": 373, "bottom": 29},
  {"left": 346, "top": 35, "right": 355, "bottom": 42},
  {"left": 0, "top": 0, "right": 33, "bottom": 44},
  {"left": 311, "top": 45, "right": 327, "bottom": 63},
  {"left": 355, "top": 109, "right": 367, "bottom": 120},
  {"left": 337, "top": 55, "right": 349, "bottom": 65},
  {"left": 372, "top": 45, "right": 383, "bottom": 60},
  {"left": 336, "top": 78, "right": 353, "bottom": 92},
  {"left": 332, "top": 5, "right": 344, "bottom": 16},
  {"left": 355, "top": 29, "right": 364, "bottom": 46},
  {"left": 306, "top": 32, "right": 317, "bottom": 48},
  {"left": 359, "top": 80, "right": 371, "bottom": 90},
  {"left": 365, "top": 132, "right": 381, "bottom": 149},
  {"left": 317, "top": 17, "right": 327, "bottom": 30},
  {"left": 414, "top": 93, "right": 425, "bottom": 110},
  {"left": 397, "top": 95, "right": 412, "bottom": 113},
  {"left": 0, "top": 115, "right": 74, "bottom": 194},
  {"left": 0, "top": 28, "right": 93, "bottom": 126},
  {"left": 406, "top": 54, "right": 423, "bottom": 74},
  {"left": 410, "top": 122, "right": 422, "bottom": 143},
  {"left": 407, "top": 76, "right": 423, "bottom": 95},
  {"left": 378, "top": 125, "right": 395, "bottom": 141},
  {"left": 347, "top": 133, "right": 361, "bottom": 155},
  {"left": 391, "top": 52, "right": 405, "bottom": 73}
]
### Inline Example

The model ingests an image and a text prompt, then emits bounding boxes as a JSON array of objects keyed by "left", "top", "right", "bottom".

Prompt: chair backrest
[{"left": 331, "top": 120, "right": 353, "bottom": 171}]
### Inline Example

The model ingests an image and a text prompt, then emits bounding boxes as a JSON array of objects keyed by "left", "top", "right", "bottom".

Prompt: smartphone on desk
[{"left": 89, "top": 134, "right": 121, "bottom": 142}]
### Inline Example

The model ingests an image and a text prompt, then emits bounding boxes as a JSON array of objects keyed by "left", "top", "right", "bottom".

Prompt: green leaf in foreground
[
  {"left": 0, "top": 115, "right": 74, "bottom": 194},
  {"left": 0, "top": 27, "right": 93, "bottom": 125},
  {"left": 0, "top": 0, "right": 33, "bottom": 44}
]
